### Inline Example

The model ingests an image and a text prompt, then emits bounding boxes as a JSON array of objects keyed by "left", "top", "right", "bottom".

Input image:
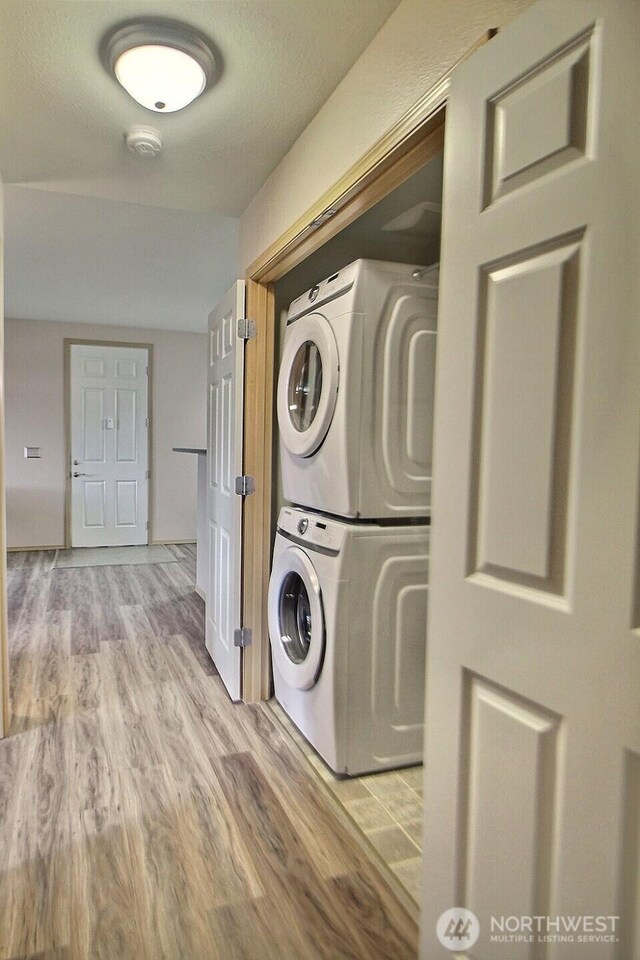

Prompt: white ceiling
[
  {"left": 0, "top": 0, "right": 401, "bottom": 216},
  {"left": 1, "top": 0, "right": 400, "bottom": 331},
  {"left": 4, "top": 186, "right": 239, "bottom": 332}
]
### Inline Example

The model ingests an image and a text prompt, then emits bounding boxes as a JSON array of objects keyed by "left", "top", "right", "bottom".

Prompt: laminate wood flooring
[{"left": 0, "top": 544, "right": 418, "bottom": 960}]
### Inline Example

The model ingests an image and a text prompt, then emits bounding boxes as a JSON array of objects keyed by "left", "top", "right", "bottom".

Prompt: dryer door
[
  {"left": 277, "top": 313, "right": 339, "bottom": 457},
  {"left": 268, "top": 545, "right": 325, "bottom": 690}
]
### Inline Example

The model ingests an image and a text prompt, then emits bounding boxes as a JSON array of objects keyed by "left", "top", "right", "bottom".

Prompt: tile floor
[
  {"left": 269, "top": 701, "right": 423, "bottom": 904},
  {"left": 53, "top": 543, "right": 178, "bottom": 568}
]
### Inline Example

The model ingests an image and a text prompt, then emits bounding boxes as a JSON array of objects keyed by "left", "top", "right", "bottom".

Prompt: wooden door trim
[
  {"left": 240, "top": 280, "right": 276, "bottom": 700},
  {"left": 239, "top": 32, "right": 493, "bottom": 701},
  {"left": 247, "top": 80, "right": 448, "bottom": 285},
  {"left": 240, "top": 85, "right": 450, "bottom": 703},
  {"left": 246, "top": 29, "right": 492, "bottom": 287},
  {"left": 63, "top": 339, "right": 154, "bottom": 550}
]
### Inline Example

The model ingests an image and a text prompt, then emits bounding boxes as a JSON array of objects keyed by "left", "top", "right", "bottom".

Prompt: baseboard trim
[
  {"left": 7, "top": 544, "right": 65, "bottom": 553},
  {"left": 195, "top": 585, "right": 206, "bottom": 601},
  {"left": 151, "top": 539, "right": 197, "bottom": 546},
  {"left": 9, "top": 541, "right": 196, "bottom": 552}
]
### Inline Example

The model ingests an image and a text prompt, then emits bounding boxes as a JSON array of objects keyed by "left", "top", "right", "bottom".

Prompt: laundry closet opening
[{"left": 266, "top": 148, "right": 444, "bottom": 908}]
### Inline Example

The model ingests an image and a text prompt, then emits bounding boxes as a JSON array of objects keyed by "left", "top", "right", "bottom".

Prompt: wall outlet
[{"left": 24, "top": 446, "right": 41, "bottom": 459}]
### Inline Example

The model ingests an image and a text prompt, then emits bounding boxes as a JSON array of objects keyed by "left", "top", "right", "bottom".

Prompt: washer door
[
  {"left": 277, "top": 313, "right": 339, "bottom": 458},
  {"left": 268, "top": 545, "right": 325, "bottom": 690}
]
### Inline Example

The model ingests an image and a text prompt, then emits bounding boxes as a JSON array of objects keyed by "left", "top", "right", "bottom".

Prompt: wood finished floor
[{"left": 0, "top": 544, "right": 417, "bottom": 960}]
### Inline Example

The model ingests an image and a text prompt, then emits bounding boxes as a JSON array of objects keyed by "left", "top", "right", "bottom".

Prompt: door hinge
[
  {"left": 237, "top": 318, "right": 256, "bottom": 340},
  {"left": 235, "top": 475, "right": 255, "bottom": 497},
  {"left": 145, "top": 417, "right": 150, "bottom": 428},
  {"left": 234, "top": 627, "right": 252, "bottom": 648},
  {"left": 145, "top": 469, "right": 150, "bottom": 480}
]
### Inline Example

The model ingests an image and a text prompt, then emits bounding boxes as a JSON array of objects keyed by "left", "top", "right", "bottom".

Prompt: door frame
[
  {"left": 63, "top": 338, "right": 154, "bottom": 549},
  {"left": 241, "top": 31, "right": 493, "bottom": 701}
]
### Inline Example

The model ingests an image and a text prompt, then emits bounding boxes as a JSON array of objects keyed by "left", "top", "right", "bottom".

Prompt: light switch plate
[
  {"left": 104, "top": 418, "right": 115, "bottom": 430},
  {"left": 24, "top": 446, "right": 41, "bottom": 458}
]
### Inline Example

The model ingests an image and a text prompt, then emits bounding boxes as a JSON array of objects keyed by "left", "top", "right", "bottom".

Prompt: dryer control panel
[
  {"left": 286, "top": 258, "right": 439, "bottom": 325},
  {"left": 287, "top": 262, "right": 359, "bottom": 324},
  {"left": 277, "top": 507, "right": 346, "bottom": 554}
]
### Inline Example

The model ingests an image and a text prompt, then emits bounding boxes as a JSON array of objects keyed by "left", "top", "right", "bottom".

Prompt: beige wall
[
  {"left": 240, "top": 0, "right": 532, "bottom": 271},
  {"left": 0, "top": 176, "right": 8, "bottom": 735},
  {"left": 5, "top": 318, "right": 207, "bottom": 549}
]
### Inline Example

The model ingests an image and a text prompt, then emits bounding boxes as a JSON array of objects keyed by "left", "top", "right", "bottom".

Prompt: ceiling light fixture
[{"left": 103, "top": 19, "right": 217, "bottom": 113}]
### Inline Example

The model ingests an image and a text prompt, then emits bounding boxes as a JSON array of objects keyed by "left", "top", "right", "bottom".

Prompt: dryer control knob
[{"left": 297, "top": 518, "right": 308, "bottom": 535}]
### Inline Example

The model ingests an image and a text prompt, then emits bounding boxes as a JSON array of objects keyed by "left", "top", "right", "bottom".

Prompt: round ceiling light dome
[{"left": 103, "top": 20, "right": 217, "bottom": 113}]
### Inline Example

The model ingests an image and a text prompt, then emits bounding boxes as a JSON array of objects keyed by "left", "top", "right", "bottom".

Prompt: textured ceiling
[
  {"left": 0, "top": 0, "right": 401, "bottom": 216},
  {"left": 4, "top": 187, "right": 239, "bottom": 332}
]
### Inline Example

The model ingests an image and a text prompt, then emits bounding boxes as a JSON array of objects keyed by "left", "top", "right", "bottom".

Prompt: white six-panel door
[
  {"left": 70, "top": 344, "right": 149, "bottom": 547},
  {"left": 205, "top": 282, "right": 245, "bottom": 701},
  {"left": 422, "top": 2, "right": 640, "bottom": 957}
]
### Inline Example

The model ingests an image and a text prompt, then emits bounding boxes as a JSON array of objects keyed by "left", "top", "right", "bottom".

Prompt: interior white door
[
  {"left": 205, "top": 281, "right": 245, "bottom": 701},
  {"left": 422, "top": 3, "right": 640, "bottom": 958},
  {"left": 70, "top": 344, "right": 149, "bottom": 547}
]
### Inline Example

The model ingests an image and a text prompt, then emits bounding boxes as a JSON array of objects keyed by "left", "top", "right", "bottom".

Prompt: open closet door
[
  {"left": 422, "top": 2, "right": 640, "bottom": 957},
  {"left": 206, "top": 281, "right": 246, "bottom": 702}
]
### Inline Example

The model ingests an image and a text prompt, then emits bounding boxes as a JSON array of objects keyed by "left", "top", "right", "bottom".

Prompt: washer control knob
[
  {"left": 309, "top": 285, "right": 319, "bottom": 302},
  {"left": 297, "top": 518, "right": 308, "bottom": 535}
]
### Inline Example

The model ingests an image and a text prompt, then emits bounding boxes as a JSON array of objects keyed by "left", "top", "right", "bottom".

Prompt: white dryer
[
  {"left": 268, "top": 506, "right": 429, "bottom": 776},
  {"left": 277, "top": 258, "right": 438, "bottom": 520}
]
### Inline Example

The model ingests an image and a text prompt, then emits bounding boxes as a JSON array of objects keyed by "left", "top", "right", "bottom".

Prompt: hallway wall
[
  {"left": 240, "top": 0, "right": 533, "bottom": 271},
  {"left": 4, "top": 318, "right": 207, "bottom": 549}
]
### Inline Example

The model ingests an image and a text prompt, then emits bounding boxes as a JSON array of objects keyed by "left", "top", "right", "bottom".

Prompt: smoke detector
[{"left": 125, "top": 124, "right": 162, "bottom": 158}]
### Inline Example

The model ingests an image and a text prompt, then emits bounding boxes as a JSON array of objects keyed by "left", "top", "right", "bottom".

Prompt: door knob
[{"left": 73, "top": 471, "right": 87, "bottom": 477}]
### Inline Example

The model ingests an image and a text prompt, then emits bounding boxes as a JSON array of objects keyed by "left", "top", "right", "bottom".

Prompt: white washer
[
  {"left": 277, "top": 258, "right": 438, "bottom": 520},
  {"left": 268, "top": 506, "right": 429, "bottom": 776}
]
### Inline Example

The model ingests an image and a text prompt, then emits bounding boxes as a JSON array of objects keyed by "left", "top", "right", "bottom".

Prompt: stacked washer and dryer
[{"left": 268, "top": 258, "right": 438, "bottom": 776}]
